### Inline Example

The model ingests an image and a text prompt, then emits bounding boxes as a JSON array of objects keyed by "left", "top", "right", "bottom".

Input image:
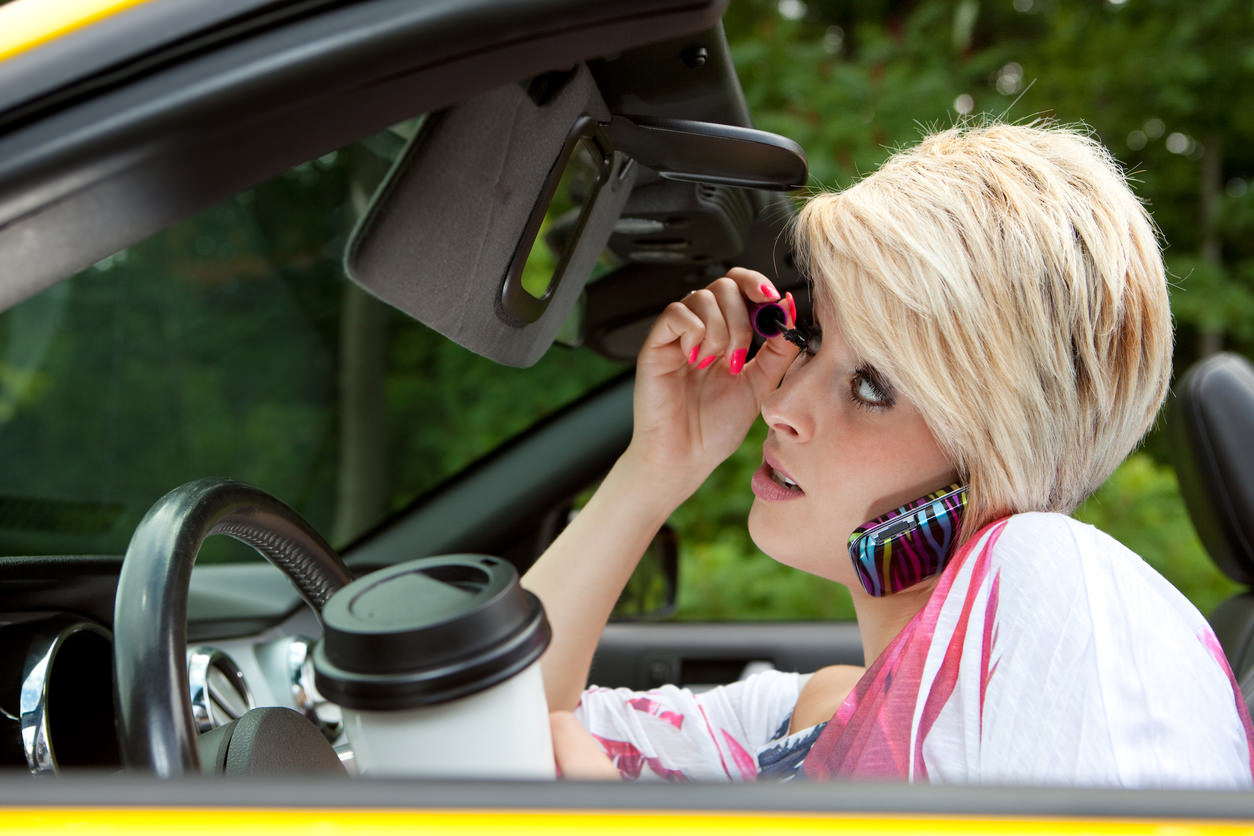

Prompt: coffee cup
[{"left": 312, "top": 555, "right": 553, "bottom": 778}]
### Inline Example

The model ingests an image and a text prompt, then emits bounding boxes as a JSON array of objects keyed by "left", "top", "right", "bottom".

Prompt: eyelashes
[
  {"left": 785, "top": 321, "right": 895, "bottom": 410},
  {"left": 781, "top": 324, "right": 813, "bottom": 352},
  {"left": 851, "top": 365, "right": 895, "bottom": 410},
  {"left": 782, "top": 321, "right": 821, "bottom": 353}
]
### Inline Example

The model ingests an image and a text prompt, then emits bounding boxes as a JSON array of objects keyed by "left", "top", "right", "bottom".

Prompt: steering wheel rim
[{"left": 112, "top": 478, "right": 353, "bottom": 776}]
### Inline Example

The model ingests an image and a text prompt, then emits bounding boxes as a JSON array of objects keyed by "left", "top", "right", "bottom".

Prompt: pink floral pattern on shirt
[{"left": 803, "top": 520, "right": 1008, "bottom": 779}]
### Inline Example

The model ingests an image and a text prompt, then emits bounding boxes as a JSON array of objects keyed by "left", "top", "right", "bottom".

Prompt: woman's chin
[
  {"left": 746, "top": 500, "right": 777, "bottom": 552},
  {"left": 748, "top": 501, "right": 856, "bottom": 586}
]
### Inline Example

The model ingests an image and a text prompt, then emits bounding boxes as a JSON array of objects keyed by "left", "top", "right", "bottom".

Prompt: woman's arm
[
  {"left": 550, "top": 711, "right": 620, "bottom": 780},
  {"left": 522, "top": 267, "right": 800, "bottom": 712},
  {"left": 521, "top": 448, "right": 686, "bottom": 712}
]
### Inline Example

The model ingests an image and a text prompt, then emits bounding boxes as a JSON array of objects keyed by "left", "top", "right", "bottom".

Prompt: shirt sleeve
[
  {"left": 953, "top": 513, "right": 1254, "bottom": 789},
  {"left": 573, "top": 669, "right": 806, "bottom": 781}
]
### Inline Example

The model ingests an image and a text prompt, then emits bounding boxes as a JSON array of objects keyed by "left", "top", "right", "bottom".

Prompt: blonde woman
[{"left": 524, "top": 122, "right": 1254, "bottom": 786}]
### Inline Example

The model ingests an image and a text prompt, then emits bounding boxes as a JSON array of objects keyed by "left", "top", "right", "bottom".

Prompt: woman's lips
[{"left": 751, "top": 461, "right": 805, "bottom": 501}]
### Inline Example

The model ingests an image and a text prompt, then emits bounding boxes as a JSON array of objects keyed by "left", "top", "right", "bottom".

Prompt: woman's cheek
[{"left": 748, "top": 502, "right": 855, "bottom": 585}]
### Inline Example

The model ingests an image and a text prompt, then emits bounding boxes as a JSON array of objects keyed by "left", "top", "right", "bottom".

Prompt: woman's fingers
[
  {"left": 677, "top": 271, "right": 785, "bottom": 374},
  {"left": 745, "top": 290, "right": 802, "bottom": 389},
  {"left": 550, "top": 711, "right": 621, "bottom": 780},
  {"left": 724, "top": 266, "right": 783, "bottom": 304},
  {"left": 707, "top": 277, "right": 753, "bottom": 375},
  {"left": 640, "top": 267, "right": 790, "bottom": 377},
  {"left": 639, "top": 299, "right": 708, "bottom": 375},
  {"left": 682, "top": 286, "right": 731, "bottom": 370}
]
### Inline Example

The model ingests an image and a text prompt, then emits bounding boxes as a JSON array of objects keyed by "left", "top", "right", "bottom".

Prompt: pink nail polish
[
  {"left": 760, "top": 283, "right": 780, "bottom": 301},
  {"left": 697, "top": 354, "right": 717, "bottom": 370},
  {"left": 688, "top": 345, "right": 700, "bottom": 365},
  {"left": 729, "top": 348, "right": 747, "bottom": 375},
  {"left": 784, "top": 292, "right": 797, "bottom": 325}
]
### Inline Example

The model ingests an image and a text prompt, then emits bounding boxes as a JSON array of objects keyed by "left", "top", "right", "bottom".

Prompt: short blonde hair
[{"left": 793, "top": 121, "right": 1172, "bottom": 540}]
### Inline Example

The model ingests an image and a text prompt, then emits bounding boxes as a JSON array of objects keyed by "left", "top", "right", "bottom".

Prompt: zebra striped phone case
[{"left": 847, "top": 483, "right": 968, "bottom": 597}]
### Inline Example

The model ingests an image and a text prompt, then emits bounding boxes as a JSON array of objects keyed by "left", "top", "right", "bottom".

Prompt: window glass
[{"left": 0, "top": 124, "right": 623, "bottom": 561}]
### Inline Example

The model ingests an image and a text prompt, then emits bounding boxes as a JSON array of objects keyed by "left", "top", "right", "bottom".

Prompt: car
[{"left": 0, "top": 0, "right": 1252, "bottom": 831}]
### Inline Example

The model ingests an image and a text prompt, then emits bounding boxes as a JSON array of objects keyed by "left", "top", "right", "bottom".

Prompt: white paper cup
[
  {"left": 342, "top": 662, "right": 553, "bottom": 778},
  {"left": 313, "top": 555, "right": 553, "bottom": 779}
]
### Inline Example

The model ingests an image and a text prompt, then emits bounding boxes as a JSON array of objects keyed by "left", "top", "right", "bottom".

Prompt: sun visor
[{"left": 345, "top": 65, "right": 634, "bottom": 367}]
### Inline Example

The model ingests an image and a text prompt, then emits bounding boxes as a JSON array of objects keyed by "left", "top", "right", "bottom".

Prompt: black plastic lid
[{"left": 312, "top": 555, "right": 550, "bottom": 710}]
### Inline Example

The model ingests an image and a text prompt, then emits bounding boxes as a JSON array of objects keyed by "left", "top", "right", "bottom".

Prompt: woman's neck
[{"left": 849, "top": 578, "right": 939, "bottom": 665}]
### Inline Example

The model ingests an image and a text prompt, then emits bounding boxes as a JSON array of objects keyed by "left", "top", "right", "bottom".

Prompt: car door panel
[{"left": 592, "top": 621, "right": 863, "bottom": 691}]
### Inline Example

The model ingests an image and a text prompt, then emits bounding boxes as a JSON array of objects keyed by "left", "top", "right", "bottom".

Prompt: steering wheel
[{"left": 112, "top": 478, "right": 353, "bottom": 776}]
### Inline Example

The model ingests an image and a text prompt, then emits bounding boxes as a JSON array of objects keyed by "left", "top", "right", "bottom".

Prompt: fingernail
[
  {"left": 784, "top": 292, "right": 797, "bottom": 325},
  {"left": 729, "top": 348, "right": 747, "bottom": 375},
  {"left": 697, "top": 354, "right": 717, "bottom": 370},
  {"left": 760, "top": 283, "right": 780, "bottom": 301},
  {"left": 688, "top": 345, "right": 700, "bottom": 365}
]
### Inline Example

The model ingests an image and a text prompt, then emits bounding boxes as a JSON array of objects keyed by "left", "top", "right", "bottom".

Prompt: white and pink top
[{"left": 575, "top": 513, "right": 1254, "bottom": 787}]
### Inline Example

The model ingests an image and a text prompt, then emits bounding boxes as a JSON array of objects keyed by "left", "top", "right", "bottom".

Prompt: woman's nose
[{"left": 760, "top": 363, "right": 815, "bottom": 442}]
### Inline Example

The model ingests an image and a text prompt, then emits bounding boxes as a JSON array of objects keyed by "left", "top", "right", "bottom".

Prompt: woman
[{"left": 523, "top": 122, "right": 1254, "bottom": 786}]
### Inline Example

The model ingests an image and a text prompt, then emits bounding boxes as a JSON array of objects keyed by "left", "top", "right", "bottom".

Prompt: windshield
[{"left": 0, "top": 122, "right": 624, "bottom": 562}]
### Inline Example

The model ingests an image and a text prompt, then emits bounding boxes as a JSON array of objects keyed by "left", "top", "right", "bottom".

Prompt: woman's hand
[
  {"left": 550, "top": 711, "right": 620, "bottom": 780},
  {"left": 521, "top": 269, "right": 801, "bottom": 714},
  {"left": 625, "top": 267, "right": 801, "bottom": 502}
]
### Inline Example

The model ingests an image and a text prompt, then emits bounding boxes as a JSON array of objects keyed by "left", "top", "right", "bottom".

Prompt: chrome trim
[
  {"left": 18, "top": 618, "right": 111, "bottom": 775},
  {"left": 335, "top": 742, "right": 357, "bottom": 775},
  {"left": 186, "top": 647, "right": 253, "bottom": 733},
  {"left": 285, "top": 636, "right": 342, "bottom": 743}
]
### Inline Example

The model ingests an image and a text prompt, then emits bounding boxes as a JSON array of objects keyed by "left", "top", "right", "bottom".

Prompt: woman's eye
[{"left": 850, "top": 367, "right": 895, "bottom": 409}]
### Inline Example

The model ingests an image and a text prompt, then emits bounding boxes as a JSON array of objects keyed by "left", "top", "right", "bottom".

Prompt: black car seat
[{"left": 1170, "top": 352, "right": 1254, "bottom": 712}]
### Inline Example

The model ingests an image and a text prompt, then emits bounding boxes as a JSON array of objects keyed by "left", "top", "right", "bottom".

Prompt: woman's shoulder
[
  {"left": 995, "top": 510, "right": 1128, "bottom": 559},
  {"left": 789, "top": 664, "right": 864, "bottom": 734},
  {"left": 961, "top": 513, "right": 1253, "bottom": 788},
  {"left": 976, "top": 510, "right": 1212, "bottom": 642},
  {"left": 992, "top": 512, "right": 1181, "bottom": 585}
]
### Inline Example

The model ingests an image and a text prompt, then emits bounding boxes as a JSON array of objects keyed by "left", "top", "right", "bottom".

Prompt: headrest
[{"left": 1170, "top": 353, "right": 1254, "bottom": 585}]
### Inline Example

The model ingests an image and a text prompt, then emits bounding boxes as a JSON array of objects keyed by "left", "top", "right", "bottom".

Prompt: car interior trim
[
  {"left": 3, "top": 615, "right": 118, "bottom": 774},
  {"left": 185, "top": 646, "right": 255, "bottom": 735},
  {"left": 0, "top": 0, "right": 728, "bottom": 313},
  {"left": 0, "top": 0, "right": 343, "bottom": 123},
  {"left": 345, "top": 65, "right": 633, "bottom": 367}
]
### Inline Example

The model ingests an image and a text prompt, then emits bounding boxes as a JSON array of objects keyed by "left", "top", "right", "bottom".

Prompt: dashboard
[{"left": 0, "top": 559, "right": 344, "bottom": 775}]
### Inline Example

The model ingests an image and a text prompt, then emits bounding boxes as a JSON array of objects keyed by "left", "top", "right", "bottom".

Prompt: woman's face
[{"left": 747, "top": 304, "right": 958, "bottom": 590}]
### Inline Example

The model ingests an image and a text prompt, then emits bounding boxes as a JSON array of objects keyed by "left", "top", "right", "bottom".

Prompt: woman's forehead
[
  {"left": 810, "top": 285, "right": 894, "bottom": 379},
  {"left": 813, "top": 305, "right": 861, "bottom": 365},
  {"left": 811, "top": 285, "right": 850, "bottom": 343}
]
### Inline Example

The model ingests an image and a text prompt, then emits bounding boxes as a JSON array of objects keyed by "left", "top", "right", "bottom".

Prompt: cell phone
[{"left": 846, "top": 483, "right": 968, "bottom": 597}]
